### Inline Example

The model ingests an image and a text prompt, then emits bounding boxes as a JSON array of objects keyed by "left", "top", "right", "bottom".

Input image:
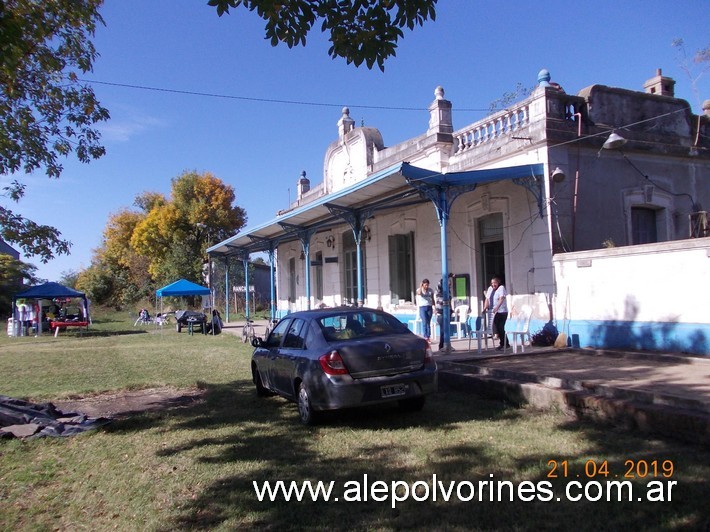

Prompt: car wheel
[
  {"left": 297, "top": 382, "right": 320, "bottom": 425},
  {"left": 398, "top": 396, "right": 426, "bottom": 412},
  {"left": 253, "top": 364, "right": 269, "bottom": 397},
  {"left": 176, "top": 322, "right": 181, "bottom": 333}
]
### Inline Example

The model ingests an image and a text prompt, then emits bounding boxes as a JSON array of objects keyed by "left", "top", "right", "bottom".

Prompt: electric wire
[
  {"left": 447, "top": 208, "right": 542, "bottom": 258},
  {"left": 548, "top": 107, "right": 690, "bottom": 150},
  {"left": 77, "top": 78, "right": 491, "bottom": 113},
  {"left": 77, "top": 79, "right": 698, "bottom": 151}
]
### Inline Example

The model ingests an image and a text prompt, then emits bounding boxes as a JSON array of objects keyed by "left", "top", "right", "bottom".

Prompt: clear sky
[{"left": 4, "top": 0, "right": 708, "bottom": 282}]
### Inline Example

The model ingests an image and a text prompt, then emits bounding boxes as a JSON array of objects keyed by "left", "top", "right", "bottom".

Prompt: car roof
[{"left": 282, "top": 308, "right": 393, "bottom": 320}]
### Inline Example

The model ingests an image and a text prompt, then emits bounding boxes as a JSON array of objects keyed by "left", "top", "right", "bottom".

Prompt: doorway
[{"left": 479, "top": 213, "right": 505, "bottom": 294}]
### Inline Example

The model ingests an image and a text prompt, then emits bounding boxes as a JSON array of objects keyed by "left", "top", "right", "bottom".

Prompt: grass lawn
[{"left": 1, "top": 309, "right": 708, "bottom": 530}]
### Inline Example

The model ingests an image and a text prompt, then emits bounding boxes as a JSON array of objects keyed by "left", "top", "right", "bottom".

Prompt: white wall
[{"left": 553, "top": 238, "right": 710, "bottom": 355}]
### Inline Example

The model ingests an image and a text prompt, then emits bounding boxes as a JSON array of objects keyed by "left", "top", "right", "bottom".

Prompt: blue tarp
[{"left": 156, "top": 279, "right": 210, "bottom": 297}]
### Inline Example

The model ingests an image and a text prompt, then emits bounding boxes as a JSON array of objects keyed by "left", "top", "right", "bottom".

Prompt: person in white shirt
[
  {"left": 415, "top": 278, "right": 435, "bottom": 341},
  {"left": 482, "top": 277, "right": 510, "bottom": 350}
]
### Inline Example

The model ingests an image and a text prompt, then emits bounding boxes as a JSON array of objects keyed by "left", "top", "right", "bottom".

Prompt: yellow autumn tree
[
  {"left": 131, "top": 171, "right": 247, "bottom": 286},
  {"left": 79, "top": 171, "right": 246, "bottom": 306}
]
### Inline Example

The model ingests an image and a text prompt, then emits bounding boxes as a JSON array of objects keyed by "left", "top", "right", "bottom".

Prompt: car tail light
[{"left": 319, "top": 350, "right": 349, "bottom": 375}]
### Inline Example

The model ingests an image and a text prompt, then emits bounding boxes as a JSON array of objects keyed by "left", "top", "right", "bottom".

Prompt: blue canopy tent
[
  {"left": 156, "top": 279, "right": 211, "bottom": 298},
  {"left": 12, "top": 282, "right": 90, "bottom": 337},
  {"left": 155, "top": 279, "right": 212, "bottom": 332}
]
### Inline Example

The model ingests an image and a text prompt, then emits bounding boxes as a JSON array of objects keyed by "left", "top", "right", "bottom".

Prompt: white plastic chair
[
  {"left": 450, "top": 305, "right": 469, "bottom": 339},
  {"left": 505, "top": 305, "right": 533, "bottom": 353},
  {"left": 408, "top": 317, "right": 422, "bottom": 335},
  {"left": 407, "top": 316, "right": 437, "bottom": 339},
  {"left": 468, "top": 310, "right": 495, "bottom": 352}
]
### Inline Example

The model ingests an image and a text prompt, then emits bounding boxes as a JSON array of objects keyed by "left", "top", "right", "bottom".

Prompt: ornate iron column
[
  {"left": 405, "top": 179, "right": 475, "bottom": 351},
  {"left": 279, "top": 223, "right": 315, "bottom": 310},
  {"left": 325, "top": 204, "right": 374, "bottom": 307}
]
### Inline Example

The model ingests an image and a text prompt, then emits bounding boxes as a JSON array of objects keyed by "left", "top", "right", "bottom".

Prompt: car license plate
[{"left": 381, "top": 383, "right": 408, "bottom": 398}]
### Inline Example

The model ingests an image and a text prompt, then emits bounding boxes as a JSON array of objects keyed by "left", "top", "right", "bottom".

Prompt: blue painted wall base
[{"left": 563, "top": 319, "right": 709, "bottom": 356}]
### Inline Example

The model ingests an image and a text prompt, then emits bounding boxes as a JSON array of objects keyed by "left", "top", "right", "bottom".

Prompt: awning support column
[
  {"left": 326, "top": 204, "right": 373, "bottom": 307},
  {"left": 224, "top": 257, "right": 230, "bottom": 322},
  {"left": 236, "top": 251, "right": 250, "bottom": 320},
  {"left": 405, "top": 180, "right": 474, "bottom": 351},
  {"left": 279, "top": 223, "right": 315, "bottom": 310},
  {"left": 247, "top": 235, "right": 280, "bottom": 322},
  {"left": 267, "top": 246, "right": 276, "bottom": 323}
]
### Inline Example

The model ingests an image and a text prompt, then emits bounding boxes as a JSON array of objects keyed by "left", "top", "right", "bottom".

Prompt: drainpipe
[{"left": 571, "top": 112, "right": 583, "bottom": 250}]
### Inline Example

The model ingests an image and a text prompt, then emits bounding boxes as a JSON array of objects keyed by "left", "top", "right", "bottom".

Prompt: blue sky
[{"left": 4, "top": 0, "right": 709, "bottom": 281}]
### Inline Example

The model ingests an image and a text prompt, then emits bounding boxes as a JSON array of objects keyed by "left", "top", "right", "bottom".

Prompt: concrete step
[
  {"left": 438, "top": 356, "right": 710, "bottom": 445},
  {"left": 444, "top": 362, "right": 710, "bottom": 415}
]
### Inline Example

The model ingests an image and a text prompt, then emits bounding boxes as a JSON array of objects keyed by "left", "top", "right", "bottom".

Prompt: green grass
[{"left": 1, "top": 309, "right": 708, "bottom": 530}]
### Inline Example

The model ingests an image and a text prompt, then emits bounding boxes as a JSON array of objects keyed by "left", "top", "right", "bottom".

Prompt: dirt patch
[{"left": 54, "top": 386, "right": 205, "bottom": 418}]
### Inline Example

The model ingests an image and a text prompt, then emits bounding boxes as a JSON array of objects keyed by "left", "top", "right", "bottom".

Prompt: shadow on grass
[
  {"left": 79, "top": 329, "right": 149, "bottom": 338},
  {"left": 102, "top": 379, "right": 710, "bottom": 530},
  {"left": 520, "top": 418, "right": 710, "bottom": 530}
]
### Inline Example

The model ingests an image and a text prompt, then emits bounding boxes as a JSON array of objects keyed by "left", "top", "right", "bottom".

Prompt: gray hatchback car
[{"left": 251, "top": 308, "right": 438, "bottom": 424}]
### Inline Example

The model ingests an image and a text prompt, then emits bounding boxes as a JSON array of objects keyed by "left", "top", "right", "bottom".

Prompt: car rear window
[{"left": 318, "top": 311, "right": 407, "bottom": 341}]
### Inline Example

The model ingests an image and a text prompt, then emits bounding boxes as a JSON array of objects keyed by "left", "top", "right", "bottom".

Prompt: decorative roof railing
[{"left": 453, "top": 104, "right": 530, "bottom": 154}]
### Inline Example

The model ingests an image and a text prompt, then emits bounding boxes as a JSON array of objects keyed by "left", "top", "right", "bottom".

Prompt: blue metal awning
[{"left": 207, "top": 162, "right": 544, "bottom": 256}]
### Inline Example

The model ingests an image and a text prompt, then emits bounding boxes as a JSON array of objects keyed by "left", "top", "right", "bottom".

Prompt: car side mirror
[{"left": 251, "top": 337, "right": 263, "bottom": 348}]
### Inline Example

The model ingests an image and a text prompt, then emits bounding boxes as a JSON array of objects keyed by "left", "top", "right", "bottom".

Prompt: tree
[
  {"left": 0, "top": 0, "right": 109, "bottom": 262},
  {"left": 87, "top": 208, "right": 152, "bottom": 305},
  {"left": 672, "top": 38, "right": 710, "bottom": 112},
  {"left": 208, "top": 0, "right": 438, "bottom": 71},
  {"left": 0, "top": 254, "right": 39, "bottom": 318},
  {"left": 80, "top": 171, "right": 247, "bottom": 306},
  {"left": 58, "top": 269, "right": 80, "bottom": 289},
  {"left": 131, "top": 171, "right": 247, "bottom": 286},
  {"left": 488, "top": 82, "right": 534, "bottom": 114},
  {"left": 76, "top": 262, "right": 114, "bottom": 306}
]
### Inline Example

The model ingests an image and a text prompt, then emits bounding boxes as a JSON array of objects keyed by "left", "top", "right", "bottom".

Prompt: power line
[
  {"left": 77, "top": 78, "right": 693, "bottom": 136},
  {"left": 78, "top": 78, "right": 491, "bottom": 113},
  {"left": 548, "top": 107, "right": 690, "bottom": 149}
]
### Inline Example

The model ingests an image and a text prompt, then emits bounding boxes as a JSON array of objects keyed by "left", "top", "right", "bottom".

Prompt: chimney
[
  {"left": 428, "top": 86, "right": 453, "bottom": 135},
  {"left": 297, "top": 170, "right": 310, "bottom": 200},
  {"left": 643, "top": 68, "right": 675, "bottom": 97}
]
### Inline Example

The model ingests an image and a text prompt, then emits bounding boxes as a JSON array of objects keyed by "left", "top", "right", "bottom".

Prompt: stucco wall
[{"left": 553, "top": 238, "right": 710, "bottom": 355}]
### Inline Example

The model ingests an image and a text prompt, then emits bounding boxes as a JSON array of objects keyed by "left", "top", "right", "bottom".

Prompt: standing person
[
  {"left": 415, "top": 278, "right": 434, "bottom": 341},
  {"left": 483, "top": 277, "right": 510, "bottom": 350},
  {"left": 434, "top": 280, "right": 445, "bottom": 349}
]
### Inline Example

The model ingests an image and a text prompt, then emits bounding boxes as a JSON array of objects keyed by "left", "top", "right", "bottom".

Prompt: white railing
[{"left": 453, "top": 104, "right": 530, "bottom": 154}]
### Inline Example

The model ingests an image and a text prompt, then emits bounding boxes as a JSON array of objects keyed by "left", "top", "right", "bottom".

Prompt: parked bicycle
[
  {"left": 241, "top": 319, "right": 256, "bottom": 344},
  {"left": 264, "top": 318, "right": 279, "bottom": 338}
]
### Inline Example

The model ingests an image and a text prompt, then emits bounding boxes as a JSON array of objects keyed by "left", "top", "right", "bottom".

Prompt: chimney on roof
[
  {"left": 428, "top": 86, "right": 453, "bottom": 135},
  {"left": 643, "top": 68, "right": 675, "bottom": 97},
  {"left": 297, "top": 170, "right": 310, "bottom": 200}
]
